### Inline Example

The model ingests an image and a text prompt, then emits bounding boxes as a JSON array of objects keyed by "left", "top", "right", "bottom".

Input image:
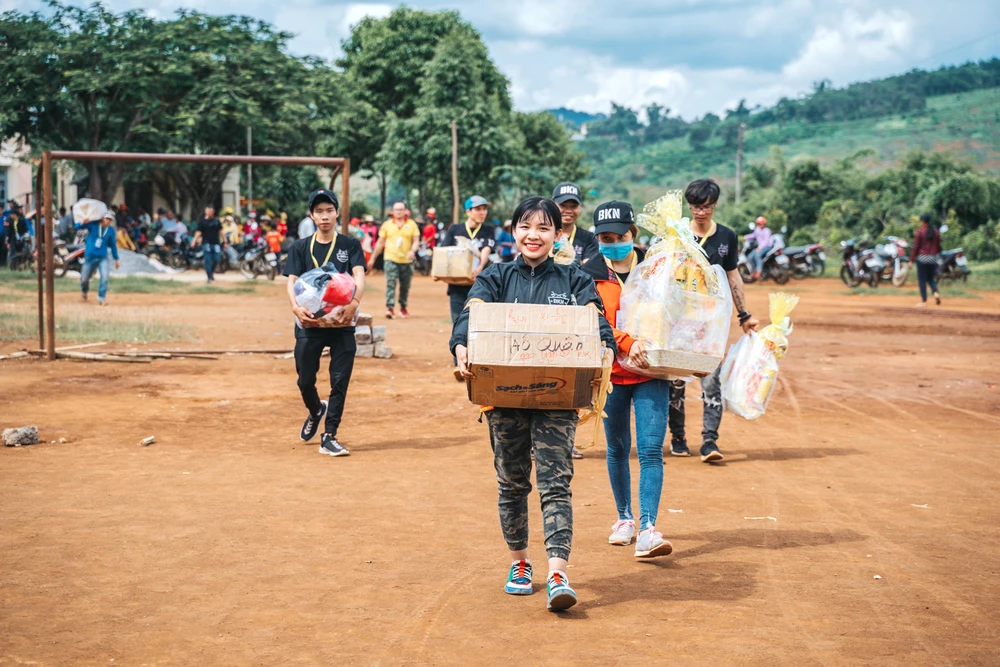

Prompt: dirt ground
[{"left": 2, "top": 271, "right": 999, "bottom": 666}]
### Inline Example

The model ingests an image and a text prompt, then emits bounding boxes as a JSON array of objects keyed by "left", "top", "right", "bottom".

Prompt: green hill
[{"left": 580, "top": 86, "right": 1000, "bottom": 206}]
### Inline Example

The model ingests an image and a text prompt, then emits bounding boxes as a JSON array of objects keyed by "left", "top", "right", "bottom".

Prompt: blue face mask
[
  {"left": 553, "top": 238, "right": 566, "bottom": 251},
  {"left": 600, "top": 240, "right": 632, "bottom": 261}
]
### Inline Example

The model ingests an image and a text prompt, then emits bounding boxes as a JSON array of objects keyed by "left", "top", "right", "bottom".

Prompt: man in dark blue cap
[
  {"left": 551, "top": 182, "right": 601, "bottom": 266},
  {"left": 439, "top": 194, "right": 496, "bottom": 380}
]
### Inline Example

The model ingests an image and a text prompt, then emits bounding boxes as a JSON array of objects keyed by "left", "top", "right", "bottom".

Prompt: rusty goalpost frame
[{"left": 39, "top": 151, "right": 351, "bottom": 361}]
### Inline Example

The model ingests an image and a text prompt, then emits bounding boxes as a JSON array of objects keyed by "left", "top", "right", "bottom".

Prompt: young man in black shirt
[
  {"left": 551, "top": 182, "right": 601, "bottom": 265},
  {"left": 284, "top": 189, "right": 367, "bottom": 457},
  {"left": 193, "top": 206, "right": 225, "bottom": 283},
  {"left": 439, "top": 195, "right": 496, "bottom": 380},
  {"left": 668, "top": 179, "right": 759, "bottom": 463}
]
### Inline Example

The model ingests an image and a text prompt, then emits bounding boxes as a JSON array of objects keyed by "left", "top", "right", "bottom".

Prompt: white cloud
[{"left": 782, "top": 9, "right": 916, "bottom": 83}]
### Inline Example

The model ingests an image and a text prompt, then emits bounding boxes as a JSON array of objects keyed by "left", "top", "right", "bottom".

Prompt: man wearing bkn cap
[
  {"left": 439, "top": 195, "right": 496, "bottom": 380},
  {"left": 551, "top": 182, "right": 601, "bottom": 266},
  {"left": 283, "top": 188, "right": 367, "bottom": 458}
]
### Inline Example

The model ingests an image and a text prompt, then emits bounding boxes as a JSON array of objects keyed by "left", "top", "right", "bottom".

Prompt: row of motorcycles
[
  {"left": 142, "top": 234, "right": 282, "bottom": 280},
  {"left": 838, "top": 225, "right": 970, "bottom": 288},
  {"left": 32, "top": 233, "right": 282, "bottom": 280},
  {"left": 736, "top": 225, "right": 826, "bottom": 285}
]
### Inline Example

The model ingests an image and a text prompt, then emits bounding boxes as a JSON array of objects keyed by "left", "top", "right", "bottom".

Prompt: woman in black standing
[{"left": 910, "top": 213, "right": 942, "bottom": 307}]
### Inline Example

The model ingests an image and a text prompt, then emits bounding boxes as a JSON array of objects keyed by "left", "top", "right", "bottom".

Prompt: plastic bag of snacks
[
  {"left": 552, "top": 236, "right": 578, "bottom": 265},
  {"left": 293, "top": 264, "right": 357, "bottom": 327},
  {"left": 720, "top": 292, "right": 799, "bottom": 420},
  {"left": 616, "top": 191, "right": 732, "bottom": 379}
]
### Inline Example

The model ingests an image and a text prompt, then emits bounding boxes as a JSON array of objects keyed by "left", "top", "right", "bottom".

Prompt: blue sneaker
[
  {"left": 504, "top": 560, "right": 533, "bottom": 595},
  {"left": 546, "top": 571, "right": 577, "bottom": 611}
]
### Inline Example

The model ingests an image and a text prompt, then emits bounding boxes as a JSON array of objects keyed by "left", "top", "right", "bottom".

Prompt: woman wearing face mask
[
  {"left": 451, "top": 196, "right": 617, "bottom": 612},
  {"left": 583, "top": 200, "right": 674, "bottom": 559}
]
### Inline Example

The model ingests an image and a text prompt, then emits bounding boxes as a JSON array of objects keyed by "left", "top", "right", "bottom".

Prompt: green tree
[
  {"left": 0, "top": 3, "right": 358, "bottom": 212},
  {"left": 378, "top": 29, "right": 516, "bottom": 223},
  {"left": 0, "top": 3, "right": 179, "bottom": 201},
  {"left": 338, "top": 7, "right": 509, "bottom": 120}
]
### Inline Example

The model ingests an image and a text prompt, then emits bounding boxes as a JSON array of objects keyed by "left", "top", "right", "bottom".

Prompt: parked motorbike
[
  {"left": 839, "top": 238, "right": 883, "bottom": 288},
  {"left": 873, "top": 236, "right": 910, "bottom": 287},
  {"left": 785, "top": 243, "right": 826, "bottom": 279},
  {"left": 414, "top": 242, "right": 433, "bottom": 277},
  {"left": 7, "top": 237, "right": 35, "bottom": 272},
  {"left": 738, "top": 228, "right": 791, "bottom": 285},
  {"left": 53, "top": 240, "right": 85, "bottom": 277},
  {"left": 938, "top": 248, "right": 971, "bottom": 284},
  {"left": 239, "top": 238, "right": 278, "bottom": 280}
]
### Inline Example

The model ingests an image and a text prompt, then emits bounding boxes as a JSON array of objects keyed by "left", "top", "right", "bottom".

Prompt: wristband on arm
[{"left": 738, "top": 311, "right": 752, "bottom": 325}]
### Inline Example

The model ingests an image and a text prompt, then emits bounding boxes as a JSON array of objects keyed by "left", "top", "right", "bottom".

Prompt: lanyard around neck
[
  {"left": 465, "top": 221, "right": 481, "bottom": 240},
  {"left": 694, "top": 221, "right": 716, "bottom": 248},
  {"left": 310, "top": 233, "right": 335, "bottom": 269},
  {"left": 604, "top": 251, "right": 637, "bottom": 289}
]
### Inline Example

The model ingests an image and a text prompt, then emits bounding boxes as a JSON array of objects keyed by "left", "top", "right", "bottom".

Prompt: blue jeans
[
  {"left": 203, "top": 244, "right": 221, "bottom": 280},
  {"left": 750, "top": 246, "right": 768, "bottom": 274},
  {"left": 916, "top": 261, "right": 939, "bottom": 302},
  {"left": 603, "top": 379, "right": 670, "bottom": 530},
  {"left": 80, "top": 256, "right": 111, "bottom": 301}
]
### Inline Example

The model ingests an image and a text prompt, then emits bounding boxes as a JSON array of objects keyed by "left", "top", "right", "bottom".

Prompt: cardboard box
[
  {"left": 466, "top": 303, "right": 603, "bottom": 409},
  {"left": 432, "top": 246, "right": 475, "bottom": 285}
]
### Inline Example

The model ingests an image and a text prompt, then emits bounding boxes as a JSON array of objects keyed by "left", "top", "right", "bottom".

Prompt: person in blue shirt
[
  {"left": 497, "top": 219, "right": 516, "bottom": 262},
  {"left": 77, "top": 211, "right": 120, "bottom": 305}
]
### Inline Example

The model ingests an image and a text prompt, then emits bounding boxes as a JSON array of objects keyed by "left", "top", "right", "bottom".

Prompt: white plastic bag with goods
[
  {"left": 72, "top": 198, "right": 109, "bottom": 225},
  {"left": 720, "top": 292, "right": 799, "bottom": 420}
]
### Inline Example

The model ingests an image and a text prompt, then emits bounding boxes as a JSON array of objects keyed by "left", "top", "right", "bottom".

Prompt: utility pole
[
  {"left": 735, "top": 122, "right": 745, "bottom": 204},
  {"left": 246, "top": 127, "right": 253, "bottom": 213},
  {"left": 451, "top": 120, "right": 460, "bottom": 225}
]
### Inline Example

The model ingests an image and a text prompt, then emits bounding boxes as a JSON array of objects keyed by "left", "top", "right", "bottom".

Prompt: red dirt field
[{"left": 2, "top": 273, "right": 999, "bottom": 665}]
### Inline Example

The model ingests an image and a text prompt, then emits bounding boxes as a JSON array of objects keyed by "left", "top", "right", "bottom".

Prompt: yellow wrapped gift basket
[{"left": 616, "top": 191, "right": 733, "bottom": 379}]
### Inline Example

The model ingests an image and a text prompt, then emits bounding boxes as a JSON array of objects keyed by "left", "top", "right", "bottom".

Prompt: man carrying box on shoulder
[
  {"left": 668, "top": 179, "right": 758, "bottom": 463},
  {"left": 440, "top": 195, "right": 496, "bottom": 381},
  {"left": 284, "top": 189, "right": 366, "bottom": 458}
]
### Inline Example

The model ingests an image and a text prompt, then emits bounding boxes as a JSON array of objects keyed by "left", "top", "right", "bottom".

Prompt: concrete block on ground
[
  {"left": 355, "top": 325, "right": 372, "bottom": 345},
  {"left": 374, "top": 342, "right": 392, "bottom": 359},
  {"left": 356, "top": 313, "right": 373, "bottom": 330},
  {"left": 3, "top": 426, "right": 39, "bottom": 447},
  {"left": 356, "top": 344, "right": 374, "bottom": 358},
  {"left": 372, "top": 325, "right": 387, "bottom": 343}
]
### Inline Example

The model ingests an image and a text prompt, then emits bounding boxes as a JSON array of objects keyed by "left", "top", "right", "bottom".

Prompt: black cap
[
  {"left": 308, "top": 188, "right": 340, "bottom": 212},
  {"left": 552, "top": 182, "right": 582, "bottom": 204},
  {"left": 593, "top": 200, "right": 635, "bottom": 235}
]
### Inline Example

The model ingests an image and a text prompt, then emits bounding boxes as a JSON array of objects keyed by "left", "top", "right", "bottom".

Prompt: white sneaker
[
  {"left": 634, "top": 527, "right": 673, "bottom": 558},
  {"left": 608, "top": 519, "right": 636, "bottom": 546}
]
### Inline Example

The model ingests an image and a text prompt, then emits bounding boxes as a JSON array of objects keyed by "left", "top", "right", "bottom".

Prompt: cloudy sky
[{"left": 10, "top": 0, "right": 1000, "bottom": 119}]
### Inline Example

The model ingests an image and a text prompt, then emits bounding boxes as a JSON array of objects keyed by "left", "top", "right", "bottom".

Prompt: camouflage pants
[
  {"left": 384, "top": 260, "right": 413, "bottom": 309},
  {"left": 486, "top": 408, "right": 577, "bottom": 561}
]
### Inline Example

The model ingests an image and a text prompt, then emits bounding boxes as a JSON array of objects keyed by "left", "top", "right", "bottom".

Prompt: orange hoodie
[{"left": 584, "top": 249, "right": 649, "bottom": 386}]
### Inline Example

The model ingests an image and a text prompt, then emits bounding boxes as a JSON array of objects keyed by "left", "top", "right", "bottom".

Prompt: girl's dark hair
[
  {"left": 920, "top": 213, "right": 937, "bottom": 241},
  {"left": 685, "top": 179, "right": 721, "bottom": 206},
  {"left": 512, "top": 196, "right": 560, "bottom": 228}
]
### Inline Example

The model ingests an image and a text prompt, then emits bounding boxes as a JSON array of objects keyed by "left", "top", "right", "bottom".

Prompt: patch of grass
[
  {"left": 187, "top": 283, "right": 258, "bottom": 295},
  {"left": 0, "top": 271, "right": 259, "bottom": 295},
  {"left": 0, "top": 311, "right": 183, "bottom": 343},
  {"left": 967, "top": 261, "right": 1000, "bottom": 291},
  {"left": 837, "top": 287, "right": 982, "bottom": 298}
]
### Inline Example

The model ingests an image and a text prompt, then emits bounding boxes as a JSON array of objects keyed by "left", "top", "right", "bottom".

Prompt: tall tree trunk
[{"left": 379, "top": 171, "right": 387, "bottom": 220}]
